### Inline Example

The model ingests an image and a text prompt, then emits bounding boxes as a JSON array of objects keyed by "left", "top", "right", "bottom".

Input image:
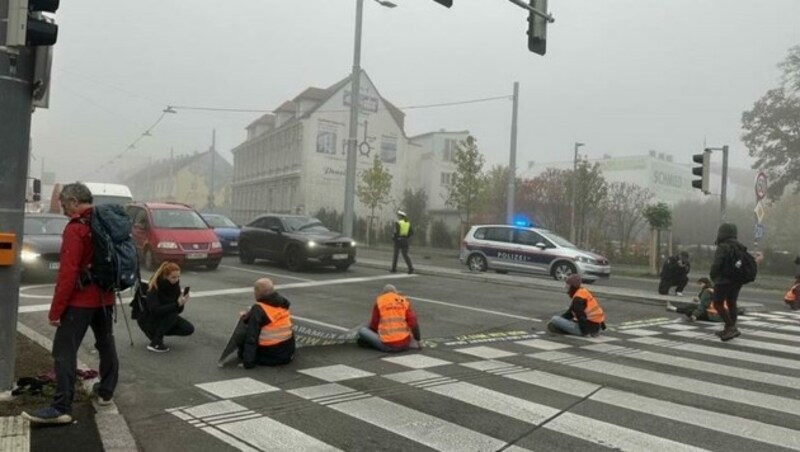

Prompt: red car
[{"left": 125, "top": 202, "right": 223, "bottom": 271}]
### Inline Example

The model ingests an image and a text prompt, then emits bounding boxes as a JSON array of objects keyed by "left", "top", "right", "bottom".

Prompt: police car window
[
  {"left": 514, "top": 229, "right": 544, "bottom": 246},
  {"left": 484, "top": 227, "right": 511, "bottom": 242},
  {"left": 474, "top": 228, "right": 487, "bottom": 240}
]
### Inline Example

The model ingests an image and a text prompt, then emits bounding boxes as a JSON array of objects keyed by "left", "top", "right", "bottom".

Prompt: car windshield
[
  {"left": 283, "top": 216, "right": 329, "bottom": 232},
  {"left": 203, "top": 215, "right": 237, "bottom": 228},
  {"left": 24, "top": 217, "right": 69, "bottom": 235},
  {"left": 152, "top": 209, "right": 209, "bottom": 229},
  {"left": 93, "top": 195, "right": 133, "bottom": 206},
  {"left": 539, "top": 230, "right": 577, "bottom": 249}
]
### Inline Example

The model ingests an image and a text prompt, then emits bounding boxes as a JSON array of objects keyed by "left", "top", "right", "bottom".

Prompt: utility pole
[
  {"left": 343, "top": 0, "right": 364, "bottom": 238},
  {"left": 720, "top": 145, "right": 728, "bottom": 223},
  {"left": 0, "top": 37, "right": 35, "bottom": 394},
  {"left": 209, "top": 129, "right": 216, "bottom": 213},
  {"left": 506, "top": 82, "right": 519, "bottom": 224},
  {"left": 569, "top": 142, "right": 584, "bottom": 244}
]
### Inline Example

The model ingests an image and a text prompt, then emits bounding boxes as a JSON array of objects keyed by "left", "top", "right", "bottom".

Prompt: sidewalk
[{"left": 354, "top": 246, "right": 767, "bottom": 312}]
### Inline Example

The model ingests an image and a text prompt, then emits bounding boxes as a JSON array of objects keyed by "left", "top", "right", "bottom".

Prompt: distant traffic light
[
  {"left": 527, "top": 0, "right": 548, "bottom": 55},
  {"left": 5, "top": 0, "right": 59, "bottom": 47},
  {"left": 433, "top": 0, "right": 452, "bottom": 7},
  {"left": 691, "top": 149, "right": 711, "bottom": 194}
]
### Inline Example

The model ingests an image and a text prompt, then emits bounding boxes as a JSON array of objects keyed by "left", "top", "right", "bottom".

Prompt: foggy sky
[{"left": 29, "top": 0, "right": 800, "bottom": 184}]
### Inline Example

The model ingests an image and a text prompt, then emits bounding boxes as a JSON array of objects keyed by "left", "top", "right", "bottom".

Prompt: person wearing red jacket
[
  {"left": 24, "top": 183, "right": 119, "bottom": 425},
  {"left": 357, "top": 284, "right": 422, "bottom": 352}
]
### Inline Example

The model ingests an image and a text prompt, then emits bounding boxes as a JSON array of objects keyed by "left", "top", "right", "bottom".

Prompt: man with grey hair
[
  {"left": 235, "top": 278, "right": 295, "bottom": 368},
  {"left": 357, "top": 284, "right": 421, "bottom": 352},
  {"left": 24, "top": 182, "right": 119, "bottom": 425}
]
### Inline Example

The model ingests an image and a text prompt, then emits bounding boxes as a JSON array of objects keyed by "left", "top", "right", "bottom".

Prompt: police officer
[{"left": 391, "top": 210, "right": 414, "bottom": 274}]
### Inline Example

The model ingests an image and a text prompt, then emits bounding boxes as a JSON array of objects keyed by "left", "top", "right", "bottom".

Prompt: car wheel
[
  {"left": 239, "top": 248, "right": 255, "bottom": 265},
  {"left": 206, "top": 262, "right": 220, "bottom": 270},
  {"left": 467, "top": 254, "right": 488, "bottom": 272},
  {"left": 335, "top": 262, "right": 351, "bottom": 271},
  {"left": 552, "top": 261, "right": 577, "bottom": 281},
  {"left": 144, "top": 249, "right": 158, "bottom": 272},
  {"left": 285, "top": 246, "right": 306, "bottom": 272}
]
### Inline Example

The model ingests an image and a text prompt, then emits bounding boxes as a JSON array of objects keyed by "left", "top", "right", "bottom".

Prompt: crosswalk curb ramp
[
  {"left": 159, "top": 310, "right": 800, "bottom": 451},
  {"left": 0, "top": 416, "right": 29, "bottom": 452}
]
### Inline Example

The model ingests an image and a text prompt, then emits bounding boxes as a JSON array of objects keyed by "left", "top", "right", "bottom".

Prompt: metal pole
[
  {"left": 720, "top": 145, "right": 728, "bottom": 223},
  {"left": 343, "top": 0, "right": 364, "bottom": 238},
  {"left": 570, "top": 143, "right": 581, "bottom": 243},
  {"left": 209, "top": 129, "right": 216, "bottom": 213},
  {"left": 506, "top": 82, "right": 519, "bottom": 224},
  {"left": 0, "top": 39, "right": 35, "bottom": 393}
]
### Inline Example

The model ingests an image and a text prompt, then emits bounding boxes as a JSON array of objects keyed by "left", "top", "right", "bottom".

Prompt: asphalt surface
[{"left": 17, "top": 254, "right": 800, "bottom": 452}]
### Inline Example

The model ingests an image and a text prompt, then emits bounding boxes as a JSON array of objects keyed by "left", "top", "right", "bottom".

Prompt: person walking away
[
  {"left": 547, "top": 274, "right": 606, "bottom": 336},
  {"left": 23, "top": 183, "right": 119, "bottom": 425},
  {"left": 391, "top": 210, "right": 414, "bottom": 274},
  {"left": 137, "top": 262, "right": 195, "bottom": 353},
  {"left": 784, "top": 276, "right": 800, "bottom": 310},
  {"left": 658, "top": 251, "right": 691, "bottom": 295},
  {"left": 357, "top": 284, "right": 422, "bottom": 352},
  {"left": 710, "top": 222, "right": 752, "bottom": 341},
  {"left": 236, "top": 278, "right": 295, "bottom": 368}
]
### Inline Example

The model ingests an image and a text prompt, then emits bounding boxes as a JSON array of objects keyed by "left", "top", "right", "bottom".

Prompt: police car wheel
[
  {"left": 552, "top": 262, "right": 576, "bottom": 281},
  {"left": 467, "top": 254, "right": 487, "bottom": 272}
]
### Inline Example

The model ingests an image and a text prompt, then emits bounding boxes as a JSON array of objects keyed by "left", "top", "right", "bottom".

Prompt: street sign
[
  {"left": 755, "top": 171, "right": 768, "bottom": 201},
  {"left": 754, "top": 201, "right": 766, "bottom": 223},
  {"left": 754, "top": 223, "right": 764, "bottom": 240}
]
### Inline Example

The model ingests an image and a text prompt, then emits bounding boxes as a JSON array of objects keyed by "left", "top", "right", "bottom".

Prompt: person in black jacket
[
  {"left": 709, "top": 223, "right": 745, "bottom": 341},
  {"left": 236, "top": 278, "right": 295, "bottom": 368},
  {"left": 137, "top": 262, "right": 194, "bottom": 353},
  {"left": 658, "top": 251, "right": 691, "bottom": 295}
]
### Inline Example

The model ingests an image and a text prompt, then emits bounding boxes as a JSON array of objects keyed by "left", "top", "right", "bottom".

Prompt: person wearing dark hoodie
[
  {"left": 547, "top": 274, "right": 606, "bottom": 336},
  {"left": 137, "top": 261, "right": 195, "bottom": 353},
  {"left": 236, "top": 278, "right": 295, "bottom": 368},
  {"left": 709, "top": 222, "right": 746, "bottom": 341}
]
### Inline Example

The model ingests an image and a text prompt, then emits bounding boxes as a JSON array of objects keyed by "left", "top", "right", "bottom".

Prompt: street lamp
[
  {"left": 570, "top": 142, "right": 585, "bottom": 244},
  {"left": 343, "top": 0, "right": 396, "bottom": 238}
]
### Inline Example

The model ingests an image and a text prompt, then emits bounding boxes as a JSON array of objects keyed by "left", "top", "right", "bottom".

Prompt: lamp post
[
  {"left": 342, "top": 0, "right": 396, "bottom": 238},
  {"left": 570, "top": 142, "right": 585, "bottom": 244}
]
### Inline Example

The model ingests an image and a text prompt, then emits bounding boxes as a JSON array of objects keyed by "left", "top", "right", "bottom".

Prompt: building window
[
  {"left": 440, "top": 172, "right": 453, "bottom": 187},
  {"left": 443, "top": 139, "right": 458, "bottom": 162},
  {"left": 381, "top": 136, "right": 397, "bottom": 164}
]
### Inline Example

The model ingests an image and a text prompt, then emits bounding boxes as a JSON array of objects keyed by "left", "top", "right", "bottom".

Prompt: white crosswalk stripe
[{"left": 167, "top": 311, "right": 800, "bottom": 452}]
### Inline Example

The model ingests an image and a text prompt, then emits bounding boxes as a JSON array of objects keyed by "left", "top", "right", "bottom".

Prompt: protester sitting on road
[
  {"left": 675, "top": 277, "right": 720, "bottom": 322},
  {"left": 137, "top": 262, "right": 194, "bottom": 353},
  {"left": 235, "top": 278, "right": 295, "bottom": 368},
  {"left": 658, "top": 251, "right": 691, "bottom": 296},
  {"left": 547, "top": 274, "right": 607, "bottom": 337},
  {"left": 784, "top": 276, "right": 800, "bottom": 310},
  {"left": 357, "top": 284, "right": 422, "bottom": 352}
]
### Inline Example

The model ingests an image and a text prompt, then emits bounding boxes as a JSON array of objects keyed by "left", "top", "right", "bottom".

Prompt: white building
[{"left": 230, "top": 71, "right": 465, "bottom": 227}]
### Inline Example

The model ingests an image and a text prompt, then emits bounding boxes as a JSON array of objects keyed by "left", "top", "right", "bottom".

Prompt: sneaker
[
  {"left": 675, "top": 292, "right": 684, "bottom": 297},
  {"left": 719, "top": 327, "right": 740, "bottom": 342},
  {"left": 92, "top": 382, "right": 113, "bottom": 406},
  {"left": 22, "top": 406, "right": 72, "bottom": 425},
  {"left": 147, "top": 343, "right": 170, "bottom": 353},
  {"left": 665, "top": 302, "right": 677, "bottom": 312},
  {"left": 408, "top": 268, "right": 415, "bottom": 275}
]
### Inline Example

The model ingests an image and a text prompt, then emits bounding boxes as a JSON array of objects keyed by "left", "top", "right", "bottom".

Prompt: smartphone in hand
[{"left": 183, "top": 286, "right": 191, "bottom": 296}]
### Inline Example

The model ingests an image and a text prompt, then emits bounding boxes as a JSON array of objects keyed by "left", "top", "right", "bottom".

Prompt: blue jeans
[
  {"left": 357, "top": 327, "right": 410, "bottom": 352},
  {"left": 548, "top": 316, "right": 583, "bottom": 336}
]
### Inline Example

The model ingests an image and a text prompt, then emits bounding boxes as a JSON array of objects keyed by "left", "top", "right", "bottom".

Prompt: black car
[
  {"left": 21, "top": 213, "right": 68, "bottom": 282},
  {"left": 238, "top": 215, "right": 356, "bottom": 271}
]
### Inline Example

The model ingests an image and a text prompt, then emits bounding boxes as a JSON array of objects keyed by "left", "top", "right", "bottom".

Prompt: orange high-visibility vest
[
  {"left": 573, "top": 288, "right": 605, "bottom": 323},
  {"left": 704, "top": 288, "right": 719, "bottom": 317},
  {"left": 257, "top": 303, "right": 293, "bottom": 347},
  {"left": 785, "top": 284, "right": 799, "bottom": 303},
  {"left": 376, "top": 293, "right": 411, "bottom": 343}
]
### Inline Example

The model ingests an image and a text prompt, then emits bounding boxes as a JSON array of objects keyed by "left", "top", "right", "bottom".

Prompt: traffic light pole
[
  {"left": 343, "top": 0, "right": 364, "bottom": 238},
  {"left": 506, "top": 0, "right": 554, "bottom": 22},
  {"left": 720, "top": 145, "right": 728, "bottom": 223},
  {"left": 0, "top": 40, "right": 35, "bottom": 394},
  {"left": 506, "top": 82, "right": 519, "bottom": 224}
]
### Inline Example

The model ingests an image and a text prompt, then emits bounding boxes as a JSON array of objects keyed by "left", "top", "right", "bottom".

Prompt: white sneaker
[
  {"left": 675, "top": 292, "right": 684, "bottom": 296},
  {"left": 666, "top": 302, "right": 677, "bottom": 312}
]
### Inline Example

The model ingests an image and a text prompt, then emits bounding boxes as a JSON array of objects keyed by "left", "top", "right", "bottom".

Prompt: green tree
[
  {"left": 742, "top": 45, "right": 800, "bottom": 200},
  {"left": 476, "top": 165, "right": 523, "bottom": 224},
  {"left": 400, "top": 188, "right": 430, "bottom": 244},
  {"left": 356, "top": 155, "right": 393, "bottom": 244},
  {"left": 644, "top": 202, "right": 672, "bottom": 230},
  {"left": 446, "top": 135, "right": 486, "bottom": 233}
]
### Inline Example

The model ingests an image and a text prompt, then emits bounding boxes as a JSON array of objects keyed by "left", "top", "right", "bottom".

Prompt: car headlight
[
  {"left": 211, "top": 241, "right": 222, "bottom": 249},
  {"left": 157, "top": 241, "right": 179, "bottom": 249},
  {"left": 307, "top": 241, "right": 317, "bottom": 248},
  {"left": 351, "top": 241, "right": 357, "bottom": 247},
  {"left": 21, "top": 249, "right": 41, "bottom": 262},
  {"left": 577, "top": 257, "right": 595, "bottom": 264}
]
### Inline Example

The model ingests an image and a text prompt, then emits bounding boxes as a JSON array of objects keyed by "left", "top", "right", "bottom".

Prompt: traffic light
[
  {"left": 527, "top": 0, "right": 548, "bottom": 55},
  {"left": 432, "top": 0, "right": 452, "bottom": 7},
  {"left": 32, "top": 179, "right": 41, "bottom": 202},
  {"left": 691, "top": 149, "right": 711, "bottom": 194},
  {"left": 5, "top": 0, "right": 59, "bottom": 47}
]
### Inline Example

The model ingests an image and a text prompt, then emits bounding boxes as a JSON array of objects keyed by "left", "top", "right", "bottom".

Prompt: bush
[{"left": 431, "top": 220, "right": 455, "bottom": 249}]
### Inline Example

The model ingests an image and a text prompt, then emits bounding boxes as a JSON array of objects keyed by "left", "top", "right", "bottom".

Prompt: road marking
[
  {"left": 514, "top": 339, "right": 574, "bottom": 350},
  {"left": 19, "top": 304, "right": 50, "bottom": 313},
  {"left": 382, "top": 355, "right": 452, "bottom": 369},
  {"left": 216, "top": 417, "right": 341, "bottom": 451},
  {"left": 292, "top": 315, "right": 350, "bottom": 332},
  {"left": 410, "top": 296, "right": 541, "bottom": 322},
  {"left": 18, "top": 283, "right": 54, "bottom": 299},
  {"left": 456, "top": 346, "right": 518, "bottom": 359},
  {"left": 669, "top": 331, "right": 800, "bottom": 356},
  {"left": 628, "top": 336, "right": 800, "bottom": 370},
  {"left": 219, "top": 264, "right": 313, "bottom": 282},
  {"left": 298, "top": 365, "right": 375, "bottom": 382},
  {"left": 196, "top": 378, "right": 280, "bottom": 399},
  {"left": 191, "top": 273, "right": 417, "bottom": 298}
]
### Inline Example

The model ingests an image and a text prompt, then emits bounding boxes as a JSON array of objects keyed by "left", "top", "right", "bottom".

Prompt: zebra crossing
[{"left": 167, "top": 311, "right": 800, "bottom": 451}]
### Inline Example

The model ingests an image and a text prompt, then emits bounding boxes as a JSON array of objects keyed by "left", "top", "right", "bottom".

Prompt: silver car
[{"left": 459, "top": 224, "right": 611, "bottom": 281}]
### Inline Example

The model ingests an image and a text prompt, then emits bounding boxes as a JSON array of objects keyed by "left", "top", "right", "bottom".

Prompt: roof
[
  {"left": 274, "top": 101, "right": 297, "bottom": 113},
  {"left": 246, "top": 113, "right": 275, "bottom": 130},
  {"left": 293, "top": 87, "right": 330, "bottom": 102},
  {"left": 409, "top": 130, "right": 470, "bottom": 141}
]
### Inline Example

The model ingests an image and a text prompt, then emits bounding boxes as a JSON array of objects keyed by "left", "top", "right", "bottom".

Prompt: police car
[{"left": 459, "top": 224, "right": 611, "bottom": 281}]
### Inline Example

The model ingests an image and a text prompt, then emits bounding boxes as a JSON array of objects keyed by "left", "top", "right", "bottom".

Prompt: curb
[{"left": 15, "top": 322, "right": 138, "bottom": 452}]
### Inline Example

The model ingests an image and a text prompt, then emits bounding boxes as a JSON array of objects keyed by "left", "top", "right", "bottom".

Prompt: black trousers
[
  {"left": 392, "top": 238, "right": 413, "bottom": 272},
  {"left": 713, "top": 283, "right": 743, "bottom": 328},
  {"left": 658, "top": 275, "right": 688, "bottom": 295},
  {"left": 137, "top": 315, "right": 194, "bottom": 345},
  {"left": 52, "top": 306, "right": 119, "bottom": 413}
]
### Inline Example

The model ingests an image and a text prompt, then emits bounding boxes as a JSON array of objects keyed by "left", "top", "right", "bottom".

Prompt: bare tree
[{"left": 606, "top": 182, "right": 653, "bottom": 254}]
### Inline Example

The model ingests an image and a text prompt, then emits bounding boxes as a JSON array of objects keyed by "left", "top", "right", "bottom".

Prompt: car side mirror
[{"left": 535, "top": 242, "right": 547, "bottom": 250}]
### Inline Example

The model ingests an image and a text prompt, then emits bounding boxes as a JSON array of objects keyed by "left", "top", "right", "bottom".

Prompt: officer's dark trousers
[
  {"left": 658, "top": 275, "right": 688, "bottom": 295},
  {"left": 392, "top": 238, "right": 413, "bottom": 272},
  {"left": 52, "top": 307, "right": 119, "bottom": 413}
]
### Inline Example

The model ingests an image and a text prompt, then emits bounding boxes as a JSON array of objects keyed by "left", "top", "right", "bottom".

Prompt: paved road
[{"left": 17, "top": 257, "right": 800, "bottom": 451}]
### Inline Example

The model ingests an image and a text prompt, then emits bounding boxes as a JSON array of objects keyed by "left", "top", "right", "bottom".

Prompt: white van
[{"left": 49, "top": 182, "right": 133, "bottom": 213}]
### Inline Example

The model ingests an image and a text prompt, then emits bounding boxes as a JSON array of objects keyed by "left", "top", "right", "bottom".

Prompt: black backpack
[
  {"left": 726, "top": 245, "right": 758, "bottom": 285},
  {"left": 85, "top": 204, "right": 139, "bottom": 292},
  {"left": 129, "top": 280, "right": 149, "bottom": 320}
]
